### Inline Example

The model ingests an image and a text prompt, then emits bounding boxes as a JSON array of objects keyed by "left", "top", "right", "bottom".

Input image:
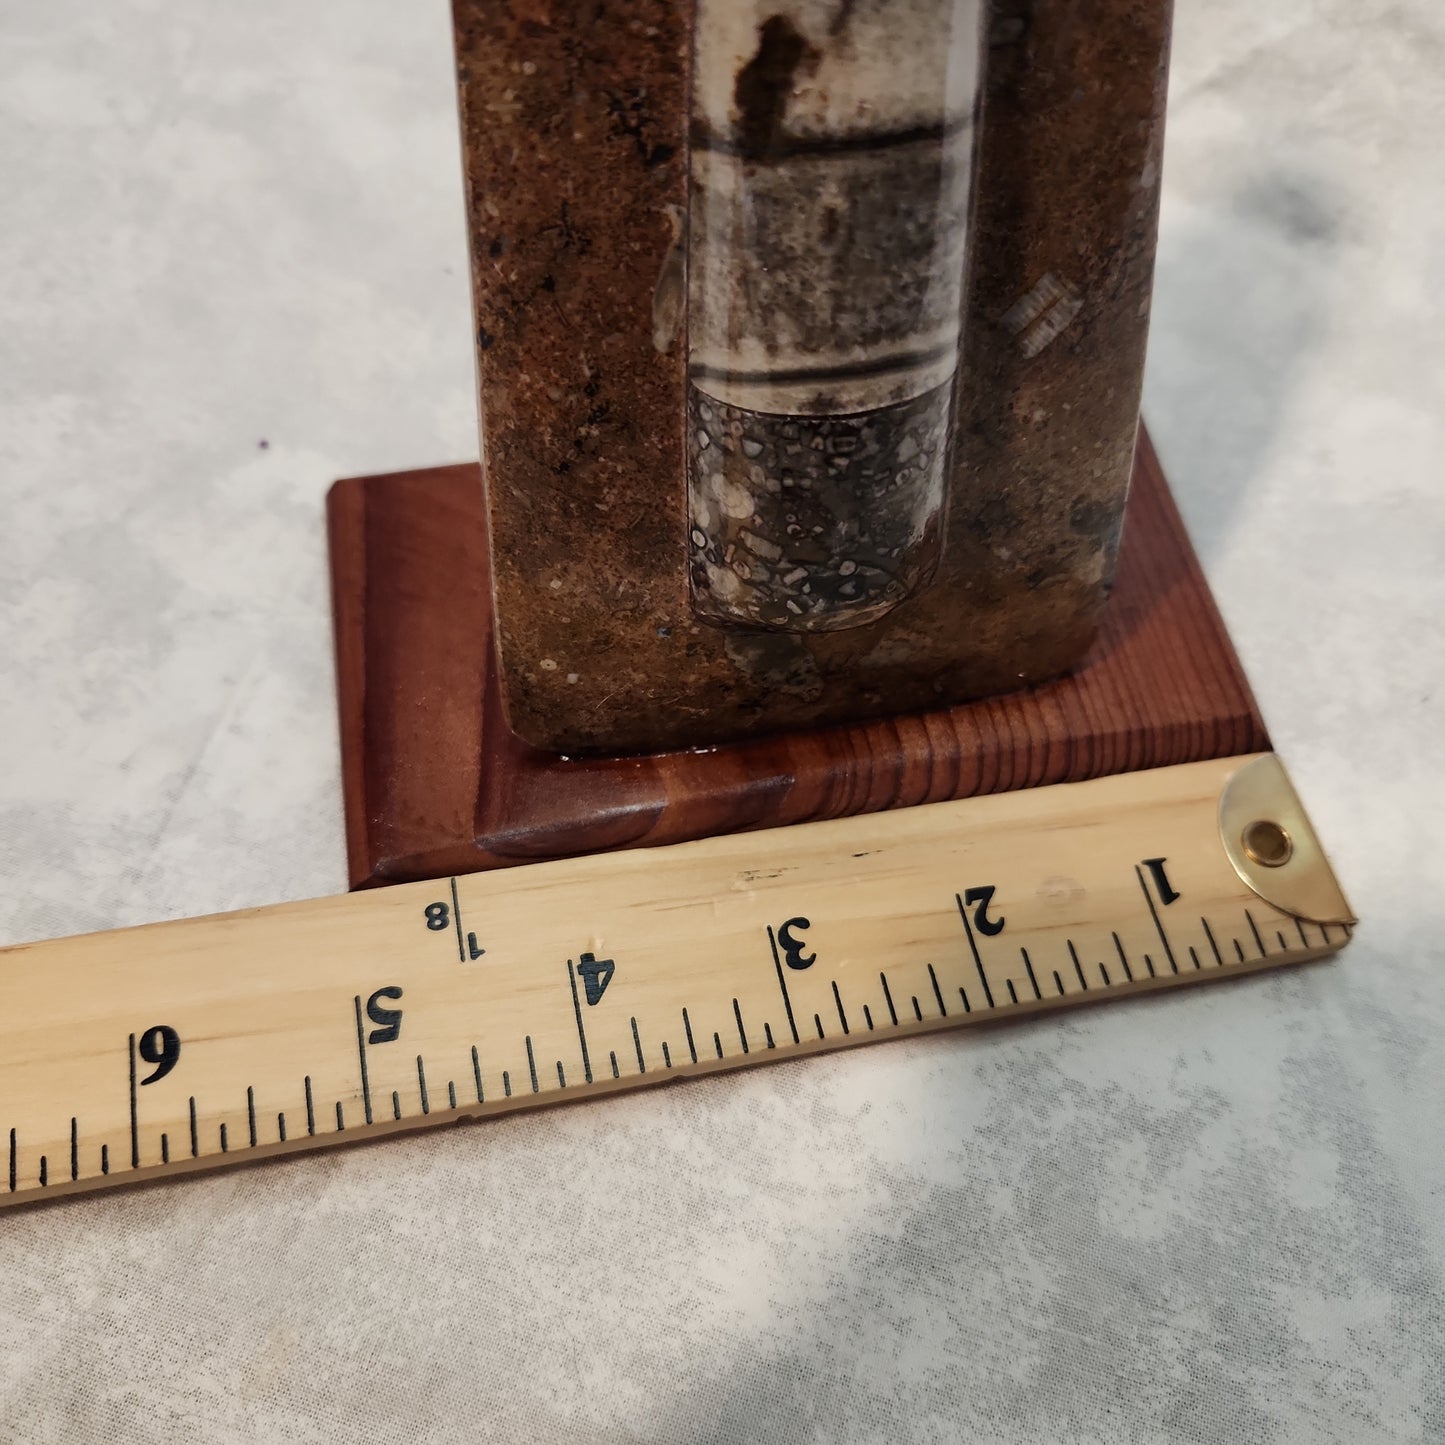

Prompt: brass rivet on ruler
[{"left": 1241, "top": 819, "right": 1292, "bottom": 868}]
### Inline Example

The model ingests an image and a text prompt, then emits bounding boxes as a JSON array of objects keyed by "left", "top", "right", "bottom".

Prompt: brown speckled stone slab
[{"left": 452, "top": 0, "right": 1174, "bottom": 754}]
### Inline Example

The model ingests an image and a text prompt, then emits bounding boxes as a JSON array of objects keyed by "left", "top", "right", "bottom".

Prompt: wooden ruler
[{"left": 0, "top": 753, "right": 1354, "bottom": 1208}]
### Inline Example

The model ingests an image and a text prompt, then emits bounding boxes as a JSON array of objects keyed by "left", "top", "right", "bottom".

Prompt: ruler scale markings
[
  {"left": 450, "top": 876, "right": 464, "bottom": 963},
  {"left": 566, "top": 960, "right": 594, "bottom": 1084},
  {"left": 733, "top": 998, "right": 750, "bottom": 1053},
  {"left": 1112, "top": 931, "right": 1137, "bottom": 982},
  {"left": 1020, "top": 949, "right": 1042, "bottom": 1001},
  {"left": 957, "top": 899, "right": 997, "bottom": 1009},
  {"left": 1201, "top": 916, "right": 1225, "bottom": 966},
  {"left": 353, "top": 996, "right": 374, "bottom": 1125},
  {"left": 1136, "top": 866, "right": 1179, "bottom": 974},
  {"left": 0, "top": 756, "right": 1354, "bottom": 1207},
  {"left": 880, "top": 972, "right": 899, "bottom": 1026},
  {"left": 927, "top": 964, "right": 947, "bottom": 1018},
  {"left": 128, "top": 1033, "right": 139, "bottom": 1170},
  {"left": 767, "top": 926, "right": 801, "bottom": 1044},
  {"left": 1245, "top": 910, "right": 1267, "bottom": 958}
]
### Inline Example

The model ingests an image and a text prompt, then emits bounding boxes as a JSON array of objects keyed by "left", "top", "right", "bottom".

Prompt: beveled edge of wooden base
[{"left": 327, "top": 426, "right": 1268, "bottom": 889}]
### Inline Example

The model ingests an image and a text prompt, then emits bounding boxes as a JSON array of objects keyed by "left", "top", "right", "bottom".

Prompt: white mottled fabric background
[{"left": 1, "top": 1, "right": 1442, "bottom": 1440}]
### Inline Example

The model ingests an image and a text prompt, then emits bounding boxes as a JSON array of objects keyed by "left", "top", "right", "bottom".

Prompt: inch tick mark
[
  {"left": 767, "top": 925, "right": 802, "bottom": 1044},
  {"left": 956, "top": 894, "right": 997, "bottom": 1009}
]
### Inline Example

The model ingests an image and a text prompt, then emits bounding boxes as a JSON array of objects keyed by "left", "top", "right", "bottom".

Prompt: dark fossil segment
[{"left": 688, "top": 385, "right": 950, "bottom": 631}]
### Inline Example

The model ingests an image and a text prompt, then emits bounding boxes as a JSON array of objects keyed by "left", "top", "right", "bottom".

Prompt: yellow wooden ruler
[{"left": 0, "top": 753, "right": 1353, "bottom": 1208}]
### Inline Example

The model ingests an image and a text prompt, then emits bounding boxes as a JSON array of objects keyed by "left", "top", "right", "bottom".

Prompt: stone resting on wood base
[{"left": 327, "top": 1, "right": 1253, "bottom": 888}]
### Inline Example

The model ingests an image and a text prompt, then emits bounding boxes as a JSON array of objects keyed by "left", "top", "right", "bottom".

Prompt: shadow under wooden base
[{"left": 327, "top": 427, "right": 1267, "bottom": 889}]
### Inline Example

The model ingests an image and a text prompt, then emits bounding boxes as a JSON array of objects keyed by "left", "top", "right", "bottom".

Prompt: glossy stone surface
[{"left": 452, "top": 0, "right": 1174, "bottom": 754}]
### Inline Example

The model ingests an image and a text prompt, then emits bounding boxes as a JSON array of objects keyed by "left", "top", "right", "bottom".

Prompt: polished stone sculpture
[{"left": 452, "top": 0, "right": 1173, "bottom": 754}]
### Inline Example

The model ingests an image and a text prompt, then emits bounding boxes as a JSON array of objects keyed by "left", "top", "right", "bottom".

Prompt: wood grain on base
[{"left": 327, "top": 427, "right": 1268, "bottom": 888}]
